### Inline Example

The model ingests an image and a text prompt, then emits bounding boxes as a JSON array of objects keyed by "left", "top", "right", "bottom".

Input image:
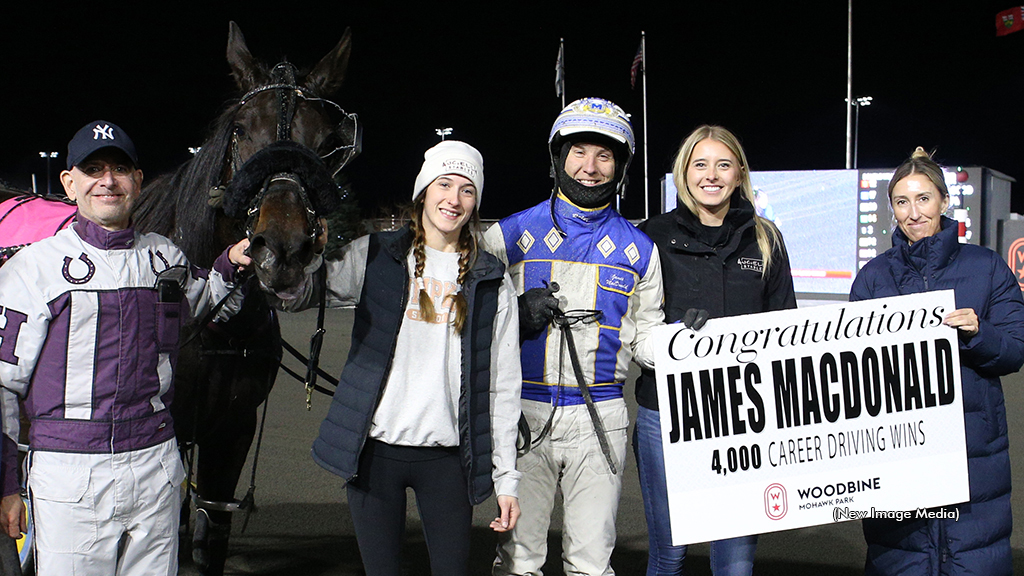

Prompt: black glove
[
  {"left": 680, "top": 308, "right": 710, "bottom": 331},
  {"left": 518, "top": 281, "right": 562, "bottom": 336}
]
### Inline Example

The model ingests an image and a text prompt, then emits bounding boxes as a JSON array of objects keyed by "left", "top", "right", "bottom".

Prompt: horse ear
[
  {"left": 305, "top": 27, "right": 352, "bottom": 96},
  {"left": 227, "top": 21, "right": 259, "bottom": 92}
]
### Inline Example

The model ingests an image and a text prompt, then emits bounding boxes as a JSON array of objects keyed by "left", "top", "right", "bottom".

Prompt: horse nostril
[{"left": 250, "top": 235, "right": 268, "bottom": 252}]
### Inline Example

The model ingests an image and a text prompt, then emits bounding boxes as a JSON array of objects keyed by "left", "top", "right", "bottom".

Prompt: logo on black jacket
[{"left": 738, "top": 257, "right": 764, "bottom": 274}]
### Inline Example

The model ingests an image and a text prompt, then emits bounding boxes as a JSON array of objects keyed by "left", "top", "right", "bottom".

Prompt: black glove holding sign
[
  {"left": 518, "top": 281, "right": 562, "bottom": 338},
  {"left": 679, "top": 308, "right": 710, "bottom": 331}
]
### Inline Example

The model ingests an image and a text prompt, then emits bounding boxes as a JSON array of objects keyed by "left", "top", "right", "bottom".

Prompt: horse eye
[
  {"left": 233, "top": 125, "right": 247, "bottom": 138},
  {"left": 317, "top": 133, "right": 340, "bottom": 155}
]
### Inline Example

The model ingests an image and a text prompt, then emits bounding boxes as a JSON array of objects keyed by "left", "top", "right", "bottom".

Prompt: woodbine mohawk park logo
[
  {"left": 1007, "top": 237, "right": 1024, "bottom": 293},
  {"left": 764, "top": 483, "right": 787, "bottom": 520}
]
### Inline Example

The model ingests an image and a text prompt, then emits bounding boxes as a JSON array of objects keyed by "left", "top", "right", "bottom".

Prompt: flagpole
[
  {"left": 641, "top": 31, "right": 649, "bottom": 221},
  {"left": 557, "top": 38, "right": 566, "bottom": 109},
  {"left": 845, "top": 0, "right": 853, "bottom": 169}
]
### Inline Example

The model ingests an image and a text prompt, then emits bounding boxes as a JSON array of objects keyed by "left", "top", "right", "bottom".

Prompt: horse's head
[
  {"left": 133, "top": 22, "right": 360, "bottom": 284},
  {"left": 215, "top": 22, "right": 359, "bottom": 296},
  {"left": 224, "top": 22, "right": 359, "bottom": 178},
  {"left": 224, "top": 141, "right": 341, "bottom": 298}
]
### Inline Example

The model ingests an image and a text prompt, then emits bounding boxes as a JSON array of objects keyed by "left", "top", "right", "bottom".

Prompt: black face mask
[{"left": 555, "top": 141, "right": 619, "bottom": 209}]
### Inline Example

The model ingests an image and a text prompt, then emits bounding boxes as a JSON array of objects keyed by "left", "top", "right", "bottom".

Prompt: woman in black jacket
[{"left": 635, "top": 125, "right": 796, "bottom": 576}]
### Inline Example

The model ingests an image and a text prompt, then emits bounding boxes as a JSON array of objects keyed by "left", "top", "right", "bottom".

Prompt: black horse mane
[{"left": 133, "top": 102, "right": 241, "bottom": 268}]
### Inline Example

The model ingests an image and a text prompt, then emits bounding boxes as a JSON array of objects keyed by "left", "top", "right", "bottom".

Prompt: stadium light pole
[
  {"left": 435, "top": 127, "right": 453, "bottom": 141},
  {"left": 38, "top": 151, "right": 58, "bottom": 195},
  {"left": 845, "top": 0, "right": 853, "bottom": 168},
  {"left": 852, "top": 96, "right": 872, "bottom": 169}
]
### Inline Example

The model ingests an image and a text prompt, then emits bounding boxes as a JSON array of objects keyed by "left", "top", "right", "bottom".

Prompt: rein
[{"left": 524, "top": 308, "right": 619, "bottom": 474}]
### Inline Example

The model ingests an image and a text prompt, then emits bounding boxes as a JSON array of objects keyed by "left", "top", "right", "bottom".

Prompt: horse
[
  {"left": 127, "top": 22, "right": 359, "bottom": 576},
  {"left": 0, "top": 22, "right": 358, "bottom": 575}
]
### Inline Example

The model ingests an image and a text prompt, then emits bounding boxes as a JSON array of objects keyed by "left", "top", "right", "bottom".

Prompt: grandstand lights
[
  {"left": 38, "top": 151, "right": 59, "bottom": 196},
  {"left": 852, "top": 96, "right": 873, "bottom": 169}
]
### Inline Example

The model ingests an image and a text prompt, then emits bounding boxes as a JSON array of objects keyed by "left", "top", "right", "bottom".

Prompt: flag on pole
[
  {"left": 996, "top": 6, "right": 1024, "bottom": 36},
  {"left": 555, "top": 40, "right": 565, "bottom": 97},
  {"left": 630, "top": 40, "right": 644, "bottom": 89}
]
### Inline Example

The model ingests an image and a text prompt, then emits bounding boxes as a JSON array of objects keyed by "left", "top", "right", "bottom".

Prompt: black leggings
[{"left": 346, "top": 439, "right": 473, "bottom": 576}]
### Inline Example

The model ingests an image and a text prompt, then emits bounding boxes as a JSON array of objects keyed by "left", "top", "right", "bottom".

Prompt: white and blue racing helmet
[{"left": 548, "top": 97, "right": 635, "bottom": 168}]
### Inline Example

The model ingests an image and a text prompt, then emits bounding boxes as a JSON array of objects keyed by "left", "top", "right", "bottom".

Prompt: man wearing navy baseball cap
[
  {"left": 60, "top": 120, "right": 142, "bottom": 231},
  {"left": 0, "top": 120, "right": 248, "bottom": 576}
]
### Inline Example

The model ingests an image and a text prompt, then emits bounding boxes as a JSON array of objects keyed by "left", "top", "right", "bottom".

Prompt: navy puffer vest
[{"left": 311, "top": 227, "right": 505, "bottom": 505}]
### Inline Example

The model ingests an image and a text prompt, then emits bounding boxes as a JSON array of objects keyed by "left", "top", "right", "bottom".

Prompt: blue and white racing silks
[{"left": 484, "top": 194, "right": 664, "bottom": 406}]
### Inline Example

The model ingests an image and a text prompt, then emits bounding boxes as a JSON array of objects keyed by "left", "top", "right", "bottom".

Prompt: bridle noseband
[{"left": 243, "top": 172, "right": 323, "bottom": 243}]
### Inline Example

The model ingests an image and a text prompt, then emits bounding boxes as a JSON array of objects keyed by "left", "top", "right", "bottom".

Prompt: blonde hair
[
  {"left": 671, "top": 125, "right": 782, "bottom": 277},
  {"left": 407, "top": 196, "right": 480, "bottom": 332}
]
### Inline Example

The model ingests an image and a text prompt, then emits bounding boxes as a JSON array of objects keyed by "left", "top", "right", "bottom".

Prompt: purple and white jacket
[{"left": 0, "top": 218, "right": 239, "bottom": 461}]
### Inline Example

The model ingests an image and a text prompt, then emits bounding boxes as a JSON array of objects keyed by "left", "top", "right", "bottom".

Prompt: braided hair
[{"left": 407, "top": 196, "right": 481, "bottom": 332}]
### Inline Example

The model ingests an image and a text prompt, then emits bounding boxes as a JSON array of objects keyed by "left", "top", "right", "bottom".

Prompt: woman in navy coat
[{"left": 850, "top": 148, "right": 1024, "bottom": 575}]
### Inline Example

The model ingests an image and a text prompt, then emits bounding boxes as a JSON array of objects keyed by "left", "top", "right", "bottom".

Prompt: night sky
[{"left": 4, "top": 1, "right": 1023, "bottom": 221}]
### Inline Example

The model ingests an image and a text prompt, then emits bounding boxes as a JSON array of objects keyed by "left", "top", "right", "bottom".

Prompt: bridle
[
  {"left": 225, "top": 62, "right": 359, "bottom": 246},
  {"left": 242, "top": 172, "right": 323, "bottom": 244},
  {"left": 229, "top": 61, "right": 362, "bottom": 180}
]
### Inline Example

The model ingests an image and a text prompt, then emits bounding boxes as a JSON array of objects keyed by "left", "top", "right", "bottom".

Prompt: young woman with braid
[{"left": 243, "top": 141, "right": 523, "bottom": 576}]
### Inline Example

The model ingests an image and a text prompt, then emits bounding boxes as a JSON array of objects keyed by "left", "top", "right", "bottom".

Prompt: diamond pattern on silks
[
  {"left": 544, "top": 228, "right": 563, "bottom": 252},
  {"left": 517, "top": 230, "right": 535, "bottom": 254},
  {"left": 624, "top": 242, "right": 640, "bottom": 266},
  {"left": 597, "top": 235, "right": 616, "bottom": 258}
]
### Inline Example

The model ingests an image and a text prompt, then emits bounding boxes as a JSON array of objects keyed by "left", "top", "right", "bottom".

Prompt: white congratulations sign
[{"left": 653, "top": 291, "right": 969, "bottom": 545}]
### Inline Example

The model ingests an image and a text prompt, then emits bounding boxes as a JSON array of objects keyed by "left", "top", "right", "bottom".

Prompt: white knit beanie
[{"left": 412, "top": 141, "right": 484, "bottom": 207}]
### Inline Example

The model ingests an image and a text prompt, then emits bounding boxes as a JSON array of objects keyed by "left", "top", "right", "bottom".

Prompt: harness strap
[
  {"left": 239, "top": 388, "right": 271, "bottom": 532},
  {"left": 304, "top": 267, "right": 328, "bottom": 409},
  {"left": 559, "top": 320, "right": 618, "bottom": 475},
  {"left": 223, "top": 60, "right": 361, "bottom": 187},
  {"left": 187, "top": 376, "right": 270, "bottom": 533},
  {"left": 271, "top": 62, "right": 299, "bottom": 142},
  {"left": 279, "top": 339, "right": 338, "bottom": 390}
]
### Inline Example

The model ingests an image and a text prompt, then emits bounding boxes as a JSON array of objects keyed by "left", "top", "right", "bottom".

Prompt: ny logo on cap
[{"left": 93, "top": 124, "right": 114, "bottom": 140}]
